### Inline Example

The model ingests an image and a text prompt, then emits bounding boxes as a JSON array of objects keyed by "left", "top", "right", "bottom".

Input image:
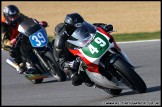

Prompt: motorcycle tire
[
  {"left": 34, "top": 79, "right": 43, "bottom": 84},
  {"left": 44, "top": 51, "right": 66, "bottom": 82},
  {"left": 112, "top": 56, "right": 147, "bottom": 93}
]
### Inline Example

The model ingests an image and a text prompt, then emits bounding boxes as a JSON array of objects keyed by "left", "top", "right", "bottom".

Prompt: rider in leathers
[
  {"left": 1, "top": 5, "right": 48, "bottom": 74},
  {"left": 53, "top": 13, "right": 113, "bottom": 86}
]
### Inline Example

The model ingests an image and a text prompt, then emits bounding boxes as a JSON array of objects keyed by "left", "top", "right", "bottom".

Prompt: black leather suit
[{"left": 54, "top": 23, "right": 110, "bottom": 69}]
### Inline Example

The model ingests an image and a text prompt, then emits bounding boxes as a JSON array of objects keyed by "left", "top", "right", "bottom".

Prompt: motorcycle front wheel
[
  {"left": 112, "top": 56, "right": 147, "bottom": 93},
  {"left": 44, "top": 51, "right": 66, "bottom": 82}
]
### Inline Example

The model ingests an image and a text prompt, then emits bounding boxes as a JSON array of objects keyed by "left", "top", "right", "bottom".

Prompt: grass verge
[
  {"left": 48, "top": 31, "right": 160, "bottom": 42},
  {"left": 112, "top": 31, "right": 160, "bottom": 42}
]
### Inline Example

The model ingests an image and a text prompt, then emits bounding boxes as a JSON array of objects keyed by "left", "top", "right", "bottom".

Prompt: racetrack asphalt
[{"left": 1, "top": 40, "right": 161, "bottom": 106}]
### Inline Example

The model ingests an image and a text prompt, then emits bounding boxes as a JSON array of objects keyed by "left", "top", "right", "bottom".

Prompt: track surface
[{"left": 1, "top": 40, "right": 161, "bottom": 106}]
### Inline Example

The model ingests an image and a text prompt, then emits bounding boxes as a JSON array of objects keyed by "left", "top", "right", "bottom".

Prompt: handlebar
[{"left": 108, "top": 30, "right": 117, "bottom": 33}]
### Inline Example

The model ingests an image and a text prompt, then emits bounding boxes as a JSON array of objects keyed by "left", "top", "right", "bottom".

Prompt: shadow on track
[
  {"left": 39, "top": 77, "right": 71, "bottom": 84},
  {"left": 118, "top": 85, "right": 161, "bottom": 96}
]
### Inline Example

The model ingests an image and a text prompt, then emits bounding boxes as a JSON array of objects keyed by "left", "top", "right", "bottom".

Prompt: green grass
[
  {"left": 48, "top": 31, "right": 160, "bottom": 42},
  {"left": 112, "top": 31, "right": 160, "bottom": 42}
]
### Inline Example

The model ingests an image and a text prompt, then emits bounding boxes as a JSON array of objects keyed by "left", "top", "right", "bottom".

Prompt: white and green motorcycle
[{"left": 65, "top": 22, "right": 147, "bottom": 95}]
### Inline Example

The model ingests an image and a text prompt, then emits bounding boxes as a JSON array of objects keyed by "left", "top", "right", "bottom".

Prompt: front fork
[
  {"left": 108, "top": 48, "right": 134, "bottom": 69},
  {"left": 33, "top": 49, "right": 50, "bottom": 71}
]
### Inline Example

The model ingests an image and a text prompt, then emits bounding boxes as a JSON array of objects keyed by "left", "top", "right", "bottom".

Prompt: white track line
[{"left": 117, "top": 39, "right": 160, "bottom": 44}]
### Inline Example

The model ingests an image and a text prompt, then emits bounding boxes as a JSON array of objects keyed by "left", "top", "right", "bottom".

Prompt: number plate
[
  {"left": 29, "top": 29, "right": 48, "bottom": 47},
  {"left": 81, "top": 31, "right": 110, "bottom": 58}
]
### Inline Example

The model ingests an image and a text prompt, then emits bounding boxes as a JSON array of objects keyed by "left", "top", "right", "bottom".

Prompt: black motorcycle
[{"left": 6, "top": 18, "right": 66, "bottom": 84}]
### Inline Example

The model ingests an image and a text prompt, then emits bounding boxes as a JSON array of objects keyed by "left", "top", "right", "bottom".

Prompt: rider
[
  {"left": 53, "top": 12, "right": 113, "bottom": 86},
  {"left": 1, "top": 5, "right": 48, "bottom": 74}
]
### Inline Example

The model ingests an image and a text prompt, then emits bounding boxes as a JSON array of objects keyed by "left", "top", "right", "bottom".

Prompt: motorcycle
[
  {"left": 65, "top": 22, "right": 147, "bottom": 95},
  {"left": 5, "top": 18, "right": 66, "bottom": 84}
]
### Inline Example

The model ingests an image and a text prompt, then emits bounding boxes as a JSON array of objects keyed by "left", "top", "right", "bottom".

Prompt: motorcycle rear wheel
[{"left": 34, "top": 79, "right": 43, "bottom": 84}]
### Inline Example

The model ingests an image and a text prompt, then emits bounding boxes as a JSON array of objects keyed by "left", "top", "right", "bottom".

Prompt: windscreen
[
  {"left": 66, "top": 22, "right": 96, "bottom": 49},
  {"left": 18, "top": 18, "right": 42, "bottom": 36}
]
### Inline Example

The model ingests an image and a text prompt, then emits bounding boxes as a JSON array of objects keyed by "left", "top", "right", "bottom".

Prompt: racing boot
[
  {"left": 17, "top": 63, "right": 27, "bottom": 74},
  {"left": 71, "top": 70, "right": 85, "bottom": 86},
  {"left": 84, "top": 78, "right": 94, "bottom": 87},
  {"left": 67, "top": 58, "right": 94, "bottom": 87},
  {"left": 63, "top": 60, "right": 85, "bottom": 86},
  {"left": 80, "top": 72, "right": 94, "bottom": 87}
]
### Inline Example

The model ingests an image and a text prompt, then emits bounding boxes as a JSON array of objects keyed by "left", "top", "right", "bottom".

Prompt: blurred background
[{"left": 1, "top": 1, "right": 160, "bottom": 37}]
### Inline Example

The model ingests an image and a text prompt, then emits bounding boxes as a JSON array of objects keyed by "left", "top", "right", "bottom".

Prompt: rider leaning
[
  {"left": 53, "top": 12, "right": 113, "bottom": 86},
  {"left": 1, "top": 5, "right": 47, "bottom": 74}
]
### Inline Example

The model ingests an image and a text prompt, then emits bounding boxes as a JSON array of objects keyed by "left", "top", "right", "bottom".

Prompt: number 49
[{"left": 88, "top": 37, "right": 106, "bottom": 54}]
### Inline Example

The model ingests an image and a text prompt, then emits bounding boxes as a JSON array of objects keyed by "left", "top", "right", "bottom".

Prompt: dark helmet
[
  {"left": 3, "top": 5, "right": 20, "bottom": 25},
  {"left": 64, "top": 13, "right": 85, "bottom": 34}
]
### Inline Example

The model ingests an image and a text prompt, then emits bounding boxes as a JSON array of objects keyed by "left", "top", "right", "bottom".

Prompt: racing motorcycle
[
  {"left": 5, "top": 18, "right": 66, "bottom": 84},
  {"left": 64, "top": 22, "right": 147, "bottom": 95}
]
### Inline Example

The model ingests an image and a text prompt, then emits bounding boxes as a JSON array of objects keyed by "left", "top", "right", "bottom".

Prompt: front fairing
[
  {"left": 66, "top": 22, "right": 113, "bottom": 62},
  {"left": 66, "top": 22, "right": 96, "bottom": 49},
  {"left": 18, "top": 18, "right": 48, "bottom": 48}
]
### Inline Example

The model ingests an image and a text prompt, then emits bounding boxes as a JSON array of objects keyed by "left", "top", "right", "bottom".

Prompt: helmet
[
  {"left": 3, "top": 5, "right": 20, "bottom": 25},
  {"left": 64, "top": 13, "right": 85, "bottom": 35}
]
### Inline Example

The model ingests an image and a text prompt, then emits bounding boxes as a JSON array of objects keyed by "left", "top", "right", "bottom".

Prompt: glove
[
  {"left": 1, "top": 44, "right": 11, "bottom": 51},
  {"left": 69, "top": 60, "right": 79, "bottom": 70},
  {"left": 102, "top": 24, "right": 113, "bottom": 32},
  {"left": 1, "top": 39, "right": 11, "bottom": 51}
]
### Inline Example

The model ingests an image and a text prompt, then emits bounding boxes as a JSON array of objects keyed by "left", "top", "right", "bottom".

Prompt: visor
[{"left": 8, "top": 14, "right": 18, "bottom": 22}]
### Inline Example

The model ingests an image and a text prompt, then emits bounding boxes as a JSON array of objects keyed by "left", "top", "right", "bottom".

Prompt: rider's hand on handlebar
[{"left": 103, "top": 24, "right": 113, "bottom": 32}]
